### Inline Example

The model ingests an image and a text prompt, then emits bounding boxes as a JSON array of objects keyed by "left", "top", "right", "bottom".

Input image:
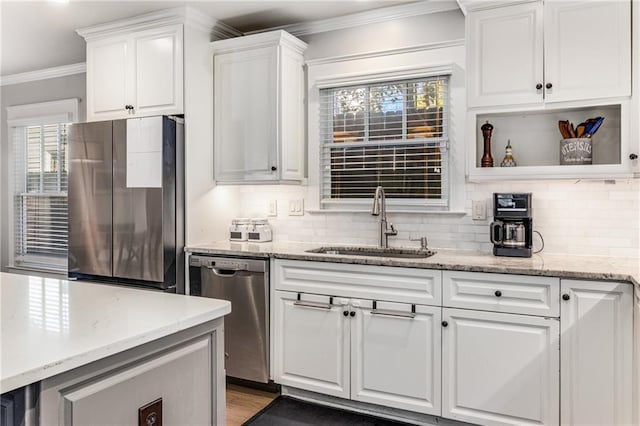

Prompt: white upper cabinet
[
  {"left": 544, "top": 1, "right": 631, "bottom": 104},
  {"left": 467, "top": 2, "right": 544, "bottom": 108},
  {"left": 79, "top": 16, "right": 185, "bottom": 121},
  {"left": 212, "top": 31, "right": 307, "bottom": 184},
  {"left": 467, "top": 0, "right": 631, "bottom": 108}
]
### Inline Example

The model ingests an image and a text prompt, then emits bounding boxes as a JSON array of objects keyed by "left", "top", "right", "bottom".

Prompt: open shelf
[{"left": 466, "top": 103, "right": 635, "bottom": 181}]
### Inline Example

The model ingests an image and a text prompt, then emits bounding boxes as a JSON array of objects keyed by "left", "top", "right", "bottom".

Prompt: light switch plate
[
  {"left": 288, "top": 199, "right": 304, "bottom": 216},
  {"left": 267, "top": 200, "right": 277, "bottom": 217},
  {"left": 472, "top": 200, "right": 487, "bottom": 220}
]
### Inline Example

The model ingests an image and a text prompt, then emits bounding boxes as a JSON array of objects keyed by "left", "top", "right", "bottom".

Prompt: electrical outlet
[
  {"left": 472, "top": 200, "right": 487, "bottom": 220},
  {"left": 288, "top": 199, "right": 304, "bottom": 216},
  {"left": 267, "top": 200, "right": 277, "bottom": 217}
]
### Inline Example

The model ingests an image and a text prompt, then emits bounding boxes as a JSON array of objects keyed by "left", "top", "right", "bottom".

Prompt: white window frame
[
  {"left": 306, "top": 45, "right": 466, "bottom": 213},
  {"left": 7, "top": 98, "right": 79, "bottom": 272}
]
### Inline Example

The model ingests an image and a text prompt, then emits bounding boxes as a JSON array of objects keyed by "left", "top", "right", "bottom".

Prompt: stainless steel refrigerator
[{"left": 67, "top": 116, "right": 184, "bottom": 293}]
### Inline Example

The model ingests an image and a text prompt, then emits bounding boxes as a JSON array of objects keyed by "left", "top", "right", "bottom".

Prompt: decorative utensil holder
[{"left": 560, "top": 138, "right": 592, "bottom": 165}]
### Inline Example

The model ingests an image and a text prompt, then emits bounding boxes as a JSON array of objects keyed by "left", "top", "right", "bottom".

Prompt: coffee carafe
[{"left": 490, "top": 193, "right": 532, "bottom": 257}]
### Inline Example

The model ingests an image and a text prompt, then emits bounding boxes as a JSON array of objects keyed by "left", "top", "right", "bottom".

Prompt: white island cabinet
[{"left": 0, "top": 272, "right": 230, "bottom": 425}]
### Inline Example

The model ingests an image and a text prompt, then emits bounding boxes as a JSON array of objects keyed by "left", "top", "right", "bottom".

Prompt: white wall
[
  {"left": 0, "top": 73, "right": 86, "bottom": 271},
  {"left": 201, "top": 9, "right": 640, "bottom": 259}
]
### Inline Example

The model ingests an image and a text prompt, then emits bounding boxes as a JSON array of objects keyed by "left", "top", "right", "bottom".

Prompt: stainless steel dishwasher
[{"left": 188, "top": 255, "right": 269, "bottom": 384}]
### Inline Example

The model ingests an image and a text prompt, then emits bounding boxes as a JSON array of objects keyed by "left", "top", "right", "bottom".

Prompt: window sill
[
  {"left": 6, "top": 265, "right": 67, "bottom": 278},
  {"left": 307, "top": 209, "right": 467, "bottom": 216}
]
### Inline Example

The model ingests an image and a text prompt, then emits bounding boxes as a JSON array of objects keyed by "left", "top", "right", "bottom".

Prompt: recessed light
[{"left": 49, "top": 0, "right": 70, "bottom": 4}]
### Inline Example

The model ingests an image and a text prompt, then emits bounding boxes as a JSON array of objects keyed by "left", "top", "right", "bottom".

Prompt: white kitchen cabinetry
[
  {"left": 273, "top": 261, "right": 442, "bottom": 415},
  {"left": 80, "top": 24, "right": 183, "bottom": 121},
  {"left": 442, "top": 308, "right": 559, "bottom": 426},
  {"left": 274, "top": 291, "right": 350, "bottom": 399},
  {"left": 39, "top": 320, "right": 225, "bottom": 425},
  {"left": 560, "top": 279, "right": 633, "bottom": 426},
  {"left": 212, "top": 31, "right": 307, "bottom": 183},
  {"left": 351, "top": 300, "right": 441, "bottom": 415},
  {"left": 467, "top": 2, "right": 543, "bottom": 108},
  {"left": 467, "top": 1, "right": 630, "bottom": 108}
]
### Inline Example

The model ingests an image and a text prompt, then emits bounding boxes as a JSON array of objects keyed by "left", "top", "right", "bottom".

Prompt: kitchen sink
[{"left": 306, "top": 246, "right": 436, "bottom": 259}]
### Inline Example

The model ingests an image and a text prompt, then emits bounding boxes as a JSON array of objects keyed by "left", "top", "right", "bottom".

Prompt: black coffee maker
[{"left": 490, "top": 193, "right": 533, "bottom": 258}]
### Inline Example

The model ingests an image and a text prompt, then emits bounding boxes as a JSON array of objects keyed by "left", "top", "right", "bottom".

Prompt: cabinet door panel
[
  {"left": 351, "top": 301, "right": 441, "bottom": 415},
  {"left": 544, "top": 1, "right": 631, "bottom": 103},
  {"left": 87, "top": 38, "right": 130, "bottom": 121},
  {"left": 560, "top": 280, "right": 633, "bottom": 426},
  {"left": 467, "top": 2, "right": 543, "bottom": 107},
  {"left": 214, "top": 47, "right": 278, "bottom": 182},
  {"left": 273, "top": 291, "right": 349, "bottom": 398},
  {"left": 61, "top": 336, "right": 212, "bottom": 425},
  {"left": 442, "top": 308, "right": 559, "bottom": 426},
  {"left": 134, "top": 25, "right": 184, "bottom": 116}
]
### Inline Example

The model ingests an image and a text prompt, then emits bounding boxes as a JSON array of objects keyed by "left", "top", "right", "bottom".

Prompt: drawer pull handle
[
  {"left": 495, "top": 290, "right": 502, "bottom": 297},
  {"left": 371, "top": 309, "right": 416, "bottom": 319},
  {"left": 562, "top": 293, "right": 571, "bottom": 301}
]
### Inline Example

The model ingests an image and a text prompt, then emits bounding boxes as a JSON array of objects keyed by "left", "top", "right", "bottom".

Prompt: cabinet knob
[
  {"left": 495, "top": 290, "right": 502, "bottom": 297},
  {"left": 630, "top": 153, "right": 638, "bottom": 160},
  {"left": 442, "top": 321, "right": 448, "bottom": 327},
  {"left": 562, "top": 293, "right": 571, "bottom": 301},
  {"left": 349, "top": 311, "right": 356, "bottom": 317},
  {"left": 271, "top": 166, "right": 277, "bottom": 171},
  {"left": 545, "top": 83, "right": 553, "bottom": 89},
  {"left": 125, "top": 104, "right": 134, "bottom": 110},
  {"left": 343, "top": 311, "right": 349, "bottom": 317},
  {"left": 535, "top": 83, "right": 543, "bottom": 90}
]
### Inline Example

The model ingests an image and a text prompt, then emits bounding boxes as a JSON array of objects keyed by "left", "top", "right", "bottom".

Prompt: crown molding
[
  {"left": 0, "top": 63, "right": 86, "bottom": 87},
  {"left": 306, "top": 39, "right": 465, "bottom": 66},
  {"left": 211, "top": 21, "right": 244, "bottom": 40},
  {"left": 76, "top": 6, "right": 224, "bottom": 41},
  {"left": 244, "top": 0, "right": 461, "bottom": 37},
  {"left": 211, "top": 30, "right": 307, "bottom": 55}
]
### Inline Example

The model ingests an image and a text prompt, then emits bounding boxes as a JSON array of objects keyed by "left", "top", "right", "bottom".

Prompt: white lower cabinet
[
  {"left": 273, "top": 290, "right": 441, "bottom": 415},
  {"left": 274, "top": 291, "right": 350, "bottom": 398},
  {"left": 560, "top": 280, "right": 633, "bottom": 426},
  {"left": 273, "top": 261, "right": 636, "bottom": 425},
  {"left": 351, "top": 300, "right": 441, "bottom": 415},
  {"left": 442, "top": 308, "right": 559, "bottom": 426}
]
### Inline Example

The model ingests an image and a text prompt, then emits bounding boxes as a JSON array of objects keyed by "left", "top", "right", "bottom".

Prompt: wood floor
[{"left": 226, "top": 384, "right": 279, "bottom": 426}]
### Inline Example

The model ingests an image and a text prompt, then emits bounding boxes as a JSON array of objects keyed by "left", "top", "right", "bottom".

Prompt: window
[
  {"left": 319, "top": 75, "right": 449, "bottom": 209},
  {"left": 12, "top": 123, "right": 69, "bottom": 270},
  {"left": 7, "top": 98, "right": 78, "bottom": 272}
]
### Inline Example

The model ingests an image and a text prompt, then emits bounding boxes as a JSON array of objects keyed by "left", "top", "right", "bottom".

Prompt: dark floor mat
[{"left": 243, "top": 396, "right": 415, "bottom": 426}]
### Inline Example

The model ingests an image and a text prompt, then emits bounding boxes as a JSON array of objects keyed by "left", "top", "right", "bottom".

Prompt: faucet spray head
[{"left": 371, "top": 186, "right": 382, "bottom": 216}]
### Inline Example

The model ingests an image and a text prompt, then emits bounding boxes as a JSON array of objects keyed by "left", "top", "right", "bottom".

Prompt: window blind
[
  {"left": 319, "top": 76, "right": 449, "bottom": 207},
  {"left": 13, "top": 123, "right": 69, "bottom": 270}
]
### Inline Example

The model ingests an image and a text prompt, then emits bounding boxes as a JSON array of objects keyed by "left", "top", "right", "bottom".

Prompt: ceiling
[{"left": 0, "top": 0, "right": 420, "bottom": 77}]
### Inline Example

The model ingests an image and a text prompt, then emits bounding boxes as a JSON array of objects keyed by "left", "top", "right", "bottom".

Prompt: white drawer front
[
  {"left": 443, "top": 271, "right": 559, "bottom": 317},
  {"left": 274, "top": 259, "right": 441, "bottom": 306}
]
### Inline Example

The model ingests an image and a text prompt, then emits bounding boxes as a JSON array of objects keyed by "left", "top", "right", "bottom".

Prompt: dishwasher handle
[{"left": 208, "top": 267, "right": 239, "bottom": 277}]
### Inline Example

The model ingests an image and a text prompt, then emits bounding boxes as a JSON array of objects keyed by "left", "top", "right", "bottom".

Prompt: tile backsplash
[{"left": 233, "top": 179, "right": 639, "bottom": 258}]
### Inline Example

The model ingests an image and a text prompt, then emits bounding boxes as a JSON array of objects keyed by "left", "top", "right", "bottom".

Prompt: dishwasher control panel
[{"left": 189, "top": 255, "right": 264, "bottom": 273}]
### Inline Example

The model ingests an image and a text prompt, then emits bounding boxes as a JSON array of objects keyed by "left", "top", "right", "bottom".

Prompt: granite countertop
[
  {"left": 187, "top": 241, "right": 640, "bottom": 287},
  {"left": 0, "top": 272, "right": 231, "bottom": 393}
]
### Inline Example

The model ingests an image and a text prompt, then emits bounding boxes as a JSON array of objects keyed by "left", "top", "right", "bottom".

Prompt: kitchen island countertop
[
  {"left": 0, "top": 272, "right": 231, "bottom": 393},
  {"left": 187, "top": 241, "right": 640, "bottom": 287}
]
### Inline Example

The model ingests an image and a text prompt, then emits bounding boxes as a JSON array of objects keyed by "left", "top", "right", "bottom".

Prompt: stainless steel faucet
[{"left": 371, "top": 186, "right": 398, "bottom": 248}]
